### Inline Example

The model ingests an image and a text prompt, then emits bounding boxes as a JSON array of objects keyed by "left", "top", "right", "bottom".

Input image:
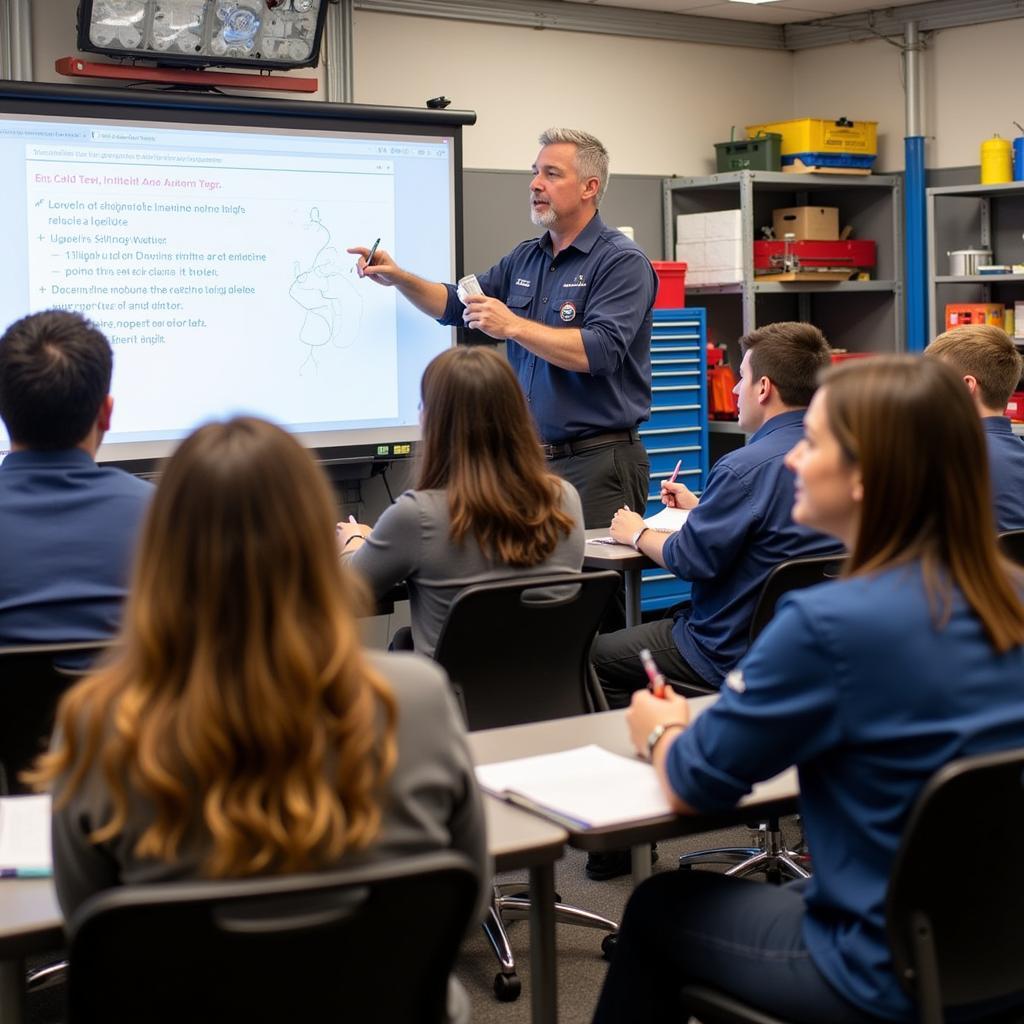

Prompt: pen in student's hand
[
  {"left": 363, "top": 237, "right": 381, "bottom": 268},
  {"left": 638, "top": 647, "right": 666, "bottom": 698},
  {"left": 668, "top": 459, "right": 682, "bottom": 485},
  {"left": 348, "top": 515, "right": 357, "bottom": 525}
]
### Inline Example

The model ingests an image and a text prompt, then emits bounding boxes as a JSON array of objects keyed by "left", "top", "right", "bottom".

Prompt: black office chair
[
  {"left": 678, "top": 554, "right": 844, "bottom": 882},
  {"left": 679, "top": 747, "right": 1024, "bottom": 1024},
  {"left": 434, "top": 570, "right": 620, "bottom": 1001},
  {"left": 66, "top": 850, "right": 479, "bottom": 1024},
  {"left": 0, "top": 641, "right": 111, "bottom": 794},
  {"left": 998, "top": 529, "right": 1024, "bottom": 568}
]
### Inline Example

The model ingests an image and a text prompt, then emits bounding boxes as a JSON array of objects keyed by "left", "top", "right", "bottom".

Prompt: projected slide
[
  {"left": 25, "top": 145, "right": 398, "bottom": 435},
  {"left": 0, "top": 100, "right": 458, "bottom": 461}
]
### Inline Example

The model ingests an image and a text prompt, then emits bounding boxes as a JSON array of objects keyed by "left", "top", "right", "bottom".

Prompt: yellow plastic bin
[{"left": 745, "top": 117, "right": 878, "bottom": 157}]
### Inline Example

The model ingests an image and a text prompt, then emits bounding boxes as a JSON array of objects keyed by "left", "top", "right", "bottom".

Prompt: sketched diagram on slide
[{"left": 289, "top": 207, "right": 364, "bottom": 371}]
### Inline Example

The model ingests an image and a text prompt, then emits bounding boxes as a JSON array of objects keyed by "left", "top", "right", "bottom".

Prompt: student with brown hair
[
  {"left": 339, "top": 344, "right": 584, "bottom": 656},
  {"left": 596, "top": 356, "right": 1024, "bottom": 1024},
  {"left": 592, "top": 322, "right": 840, "bottom": 708},
  {"left": 33, "top": 417, "right": 487, "bottom": 1019},
  {"left": 926, "top": 323, "right": 1024, "bottom": 531}
]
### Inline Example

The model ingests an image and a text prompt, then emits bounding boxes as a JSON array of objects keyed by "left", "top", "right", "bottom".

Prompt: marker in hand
[
  {"left": 638, "top": 647, "right": 667, "bottom": 699},
  {"left": 366, "top": 235, "right": 385, "bottom": 268}
]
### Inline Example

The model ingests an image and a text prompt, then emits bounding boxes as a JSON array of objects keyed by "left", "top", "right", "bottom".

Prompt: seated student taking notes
[
  {"left": 594, "top": 356, "right": 1024, "bottom": 1024},
  {"left": 338, "top": 345, "right": 584, "bottom": 656}
]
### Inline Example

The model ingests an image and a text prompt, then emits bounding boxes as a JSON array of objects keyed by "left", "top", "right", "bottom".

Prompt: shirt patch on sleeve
[{"left": 725, "top": 669, "right": 746, "bottom": 694}]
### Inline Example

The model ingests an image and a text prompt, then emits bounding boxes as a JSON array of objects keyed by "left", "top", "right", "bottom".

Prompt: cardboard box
[{"left": 772, "top": 206, "right": 839, "bottom": 241}]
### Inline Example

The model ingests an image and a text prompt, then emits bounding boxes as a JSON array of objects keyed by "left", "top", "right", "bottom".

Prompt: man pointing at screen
[{"left": 348, "top": 127, "right": 658, "bottom": 529}]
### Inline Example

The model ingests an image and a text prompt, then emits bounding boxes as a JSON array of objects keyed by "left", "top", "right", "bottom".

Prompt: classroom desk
[
  {"left": 581, "top": 528, "right": 655, "bottom": 628},
  {"left": 0, "top": 799, "right": 566, "bottom": 1024},
  {"left": 469, "top": 697, "right": 799, "bottom": 888}
]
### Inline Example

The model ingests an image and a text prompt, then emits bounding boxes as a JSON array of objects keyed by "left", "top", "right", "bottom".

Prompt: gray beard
[{"left": 530, "top": 204, "right": 556, "bottom": 228}]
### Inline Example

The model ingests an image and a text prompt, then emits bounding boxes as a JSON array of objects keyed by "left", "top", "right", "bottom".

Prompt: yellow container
[
  {"left": 745, "top": 117, "right": 878, "bottom": 157},
  {"left": 981, "top": 134, "right": 1013, "bottom": 184}
]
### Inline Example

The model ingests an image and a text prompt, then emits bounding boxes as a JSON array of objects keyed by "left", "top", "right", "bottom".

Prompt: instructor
[{"left": 349, "top": 128, "right": 657, "bottom": 528}]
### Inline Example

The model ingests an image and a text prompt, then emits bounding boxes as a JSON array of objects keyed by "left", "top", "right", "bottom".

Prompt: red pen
[{"left": 638, "top": 648, "right": 667, "bottom": 699}]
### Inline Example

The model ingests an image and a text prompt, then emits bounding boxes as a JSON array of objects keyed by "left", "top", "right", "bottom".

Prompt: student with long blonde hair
[
  {"left": 596, "top": 356, "right": 1024, "bottom": 1023},
  {"left": 339, "top": 345, "right": 584, "bottom": 655},
  {"left": 33, "top": 418, "right": 487, "bottom": 974}
]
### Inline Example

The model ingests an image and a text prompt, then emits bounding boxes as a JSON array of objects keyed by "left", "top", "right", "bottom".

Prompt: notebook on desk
[
  {"left": 587, "top": 506, "right": 689, "bottom": 545},
  {"left": 0, "top": 794, "right": 52, "bottom": 877},
  {"left": 475, "top": 745, "right": 673, "bottom": 830}
]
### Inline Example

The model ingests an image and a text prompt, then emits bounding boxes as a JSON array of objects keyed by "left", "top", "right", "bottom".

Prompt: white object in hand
[{"left": 457, "top": 274, "right": 484, "bottom": 304}]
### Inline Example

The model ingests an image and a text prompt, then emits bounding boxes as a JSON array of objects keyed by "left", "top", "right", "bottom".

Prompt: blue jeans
[{"left": 592, "top": 871, "right": 883, "bottom": 1024}]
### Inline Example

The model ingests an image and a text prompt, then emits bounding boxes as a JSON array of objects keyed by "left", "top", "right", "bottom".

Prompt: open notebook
[
  {"left": 475, "top": 745, "right": 673, "bottom": 830},
  {"left": 587, "top": 506, "right": 689, "bottom": 545},
  {"left": 0, "top": 794, "right": 52, "bottom": 877}
]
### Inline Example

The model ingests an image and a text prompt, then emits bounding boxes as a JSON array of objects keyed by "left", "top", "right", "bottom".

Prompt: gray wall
[{"left": 463, "top": 169, "right": 666, "bottom": 271}]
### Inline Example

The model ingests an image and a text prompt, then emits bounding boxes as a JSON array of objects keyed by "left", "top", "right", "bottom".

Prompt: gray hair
[{"left": 538, "top": 127, "right": 609, "bottom": 205}]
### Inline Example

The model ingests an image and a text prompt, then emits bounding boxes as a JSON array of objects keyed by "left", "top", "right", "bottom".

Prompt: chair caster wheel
[
  {"left": 493, "top": 972, "right": 521, "bottom": 1002},
  {"left": 601, "top": 933, "right": 618, "bottom": 960}
]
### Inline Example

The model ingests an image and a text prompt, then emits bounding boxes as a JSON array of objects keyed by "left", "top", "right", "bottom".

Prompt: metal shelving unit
[
  {"left": 662, "top": 169, "right": 905, "bottom": 353},
  {"left": 926, "top": 180, "right": 1024, "bottom": 341}
]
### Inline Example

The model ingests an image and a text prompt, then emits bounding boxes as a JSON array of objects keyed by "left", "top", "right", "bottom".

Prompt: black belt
[{"left": 540, "top": 429, "right": 639, "bottom": 460}]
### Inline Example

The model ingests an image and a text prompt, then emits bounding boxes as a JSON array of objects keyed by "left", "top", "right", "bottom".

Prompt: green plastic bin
[{"left": 714, "top": 132, "right": 782, "bottom": 173}]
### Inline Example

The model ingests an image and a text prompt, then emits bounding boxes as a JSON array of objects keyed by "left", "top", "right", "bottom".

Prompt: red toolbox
[{"left": 753, "top": 239, "right": 876, "bottom": 272}]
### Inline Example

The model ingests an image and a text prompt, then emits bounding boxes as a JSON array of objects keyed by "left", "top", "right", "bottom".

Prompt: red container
[
  {"left": 1006, "top": 391, "right": 1024, "bottom": 422},
  {"left": 753, "top": 239, "right": 876, "bottom": 271},
  {"left": 651, "top": 261, "right": 687, "bottom": 308}
]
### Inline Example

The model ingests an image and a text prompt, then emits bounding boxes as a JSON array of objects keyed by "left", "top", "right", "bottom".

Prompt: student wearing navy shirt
[
  {"left": 595, "top": 356, "right": 1024, "bottom": 1024},
  {"left": 348, "top": 128, "right": 657, "bottom": 529},
  {"left": 0, "top": 310, "right": 153, "bottom": 646},
  {"left": 593, "top": 322, "right": 841, "bottom": 705},
  {"left": 926, "top": 323, "right": 1024, "bottom": 532}
]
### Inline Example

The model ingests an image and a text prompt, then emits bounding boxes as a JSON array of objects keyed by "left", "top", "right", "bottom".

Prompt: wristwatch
[
  {"left": 630, "top": 526, "right": 649, "bottom": 552},
  {"left": 645, "top": 721, "right": 686, "bottom": 761}
]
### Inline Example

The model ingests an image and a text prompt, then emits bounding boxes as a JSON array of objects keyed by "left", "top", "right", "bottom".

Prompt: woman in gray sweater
[
  {"left": 339, "top": 345, "right": 585, "bottom": 656},
  {"left": 31, "top": 417, "right": 488, "bottom": 1018}
]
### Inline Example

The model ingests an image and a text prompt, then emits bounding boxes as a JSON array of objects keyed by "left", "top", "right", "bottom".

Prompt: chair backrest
[
  {"left": 433, "top": 570, "right": 619, "bottom": 731},
  {"left": 748, "top": 554, "right": 844, "bottom": 643},
  {"left": 67, "top": 849, "right": 479, "bottom": 1024},
  {"left": 886, "top": 748, "right": 1024, "bottom": 1021},
  {"left": 0, "top": 641, "right": 111, "bottom": 794},
  {"left": 998, "top": 529, "right": 1024, "bottom": 568}
]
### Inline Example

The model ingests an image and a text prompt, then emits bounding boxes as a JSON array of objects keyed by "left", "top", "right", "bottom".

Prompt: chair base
[
  {"left": 678, "top": 824, "right": 810, "bottom": 883},
  {"left": 480, "top": 883, "right": 618, "bottom": 1002},
  {"left": 681, "top": 983, "right": 792, "bottom": 1024}
]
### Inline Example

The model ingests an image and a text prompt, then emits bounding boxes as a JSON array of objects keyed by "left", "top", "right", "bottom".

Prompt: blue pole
[{"left": 905, "top": 134, "right": 927, "bottom": 351}]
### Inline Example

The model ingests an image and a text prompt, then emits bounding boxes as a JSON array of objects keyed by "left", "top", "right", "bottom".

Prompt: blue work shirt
[
  {"left": 0, "top": 448, "right": 153, "bottom": 645},
  {"left": 983, "top": 416, "right": 1024, "bottom": 532},
  {"left": 439, "top": 214, "right": 657, "bottom": 443},
  {"left": 665, "top": 564, "right": 1024, "bottom": 1021},
  {"left": 662, "top": 410, "right": 840, "bottom": 686}
]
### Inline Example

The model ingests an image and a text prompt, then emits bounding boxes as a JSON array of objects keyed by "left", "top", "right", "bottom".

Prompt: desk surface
[
  {"left": 581, "top": 528, "right": 653, "bottom": 569},
  {"left": 468, "top": 700, "right": 799, "bottom": 852},
  {"left": 0, "top": 798, "right": 564, "bottom": 960}
]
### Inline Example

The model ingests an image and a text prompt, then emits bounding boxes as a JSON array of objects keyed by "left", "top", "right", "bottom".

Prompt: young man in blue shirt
[
  {"left": 0, "top": 310, "right": 153, "bottom": 646},
  {"left": 593, "top": 322, "right": 842, "bottom": 707},
  {"left": 348, "top": 128, "right": 657, "bottom": 530},
  {"left": 925, "top": 323, "right": 1024, "bottom": 533}
]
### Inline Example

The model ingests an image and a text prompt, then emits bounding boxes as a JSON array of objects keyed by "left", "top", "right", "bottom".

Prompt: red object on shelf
[
  {"left": 1006, "top": 391, "right": 1024, "bottom": 422},
  {"left": 706, "top": 344, "right": 726, "bottom": 368},
  {"left": 651, "top": 261, "right": 687, "bottom": 308},
  {"left": 829, "top": 352, "right": 873, "bottom": 364},
  {"left": 55, "top": 56, "right": 319, "bottom": 93},
  {"left": 708, "top": 365, "right": 738, "bottom": 420},
  {"left": 753, "top": 239, "right": 876, "bottom": 271}
]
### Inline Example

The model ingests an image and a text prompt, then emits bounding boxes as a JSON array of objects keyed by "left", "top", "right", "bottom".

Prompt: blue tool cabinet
[{"left": 638, "top": 307, "right": 708, "bottom": 613}]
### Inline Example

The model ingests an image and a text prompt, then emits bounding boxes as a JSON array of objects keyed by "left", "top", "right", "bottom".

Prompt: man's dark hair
[
  {"left": 0, "top": 310, "right": 113, "bottom": 449},
  {"left": 740, "top": 321, "right": 832, "bottom": 408}
]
